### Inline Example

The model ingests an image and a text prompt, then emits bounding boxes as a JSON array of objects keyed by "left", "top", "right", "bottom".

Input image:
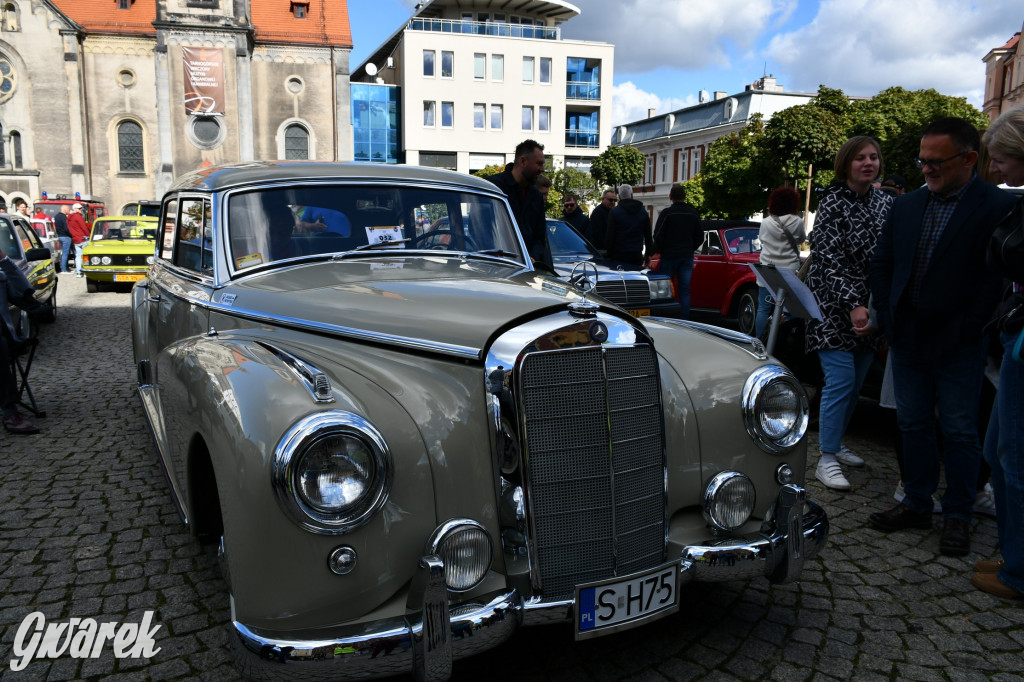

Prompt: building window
[
  {"left": 678, "top": 149, "right": 689, "bottom": 181},
  {"left": 660, "top": 152, "right": 667, "bottom": 184},
  {"left": 474, "top": 53, "right": 485, "bottom": 80},
  {"left": 490, "top": 104, "right": 502, "bottom": 130},
  {"left": 441, "top": 51, "right": 454, "bottom": 78},
  {"left": 291, "top": 2, "right": 308, "bottom": 18},
  {"left": 284, "top": 123, "right": 309, "bottom": 159},
  {"left": 0, "top": 53, "right": 17, "bottom": 103},
  {"left": 491, "top": 54, "right": 503, "bottom": 81},
  {"left": 117, "top": 120, "right": 144, "bottom": 172},
  {"left": 692, "top": 147, "right": 703, "bottom": 176},
  {"left": 351, "top": 82, "right": 402, "bottom": 164},
  {"left": 187, "top": 115, "right": 225, "bottom": 150},
  {"left": 420, "top": 152, "right": 457, "bottom": 170},
  {"left": 473, "top": 104, "right": 485, "bottom": 130},
  {"left": 522, "top": 57, "right": 534, "bottom": 83},
  {"left": 423, "top": 50, "right": 435, "bottom": 77},
  {"left": 441, "top": 101, "right": 454, "bottom": 128},
  {"left": 10, "top": 130, "right": 20, "bottom": 168},
  {"left": 117, "top": 69, "right": 136, "bottom": 88},
  {"left": 539, "top": 58, "right": 551, "bottom": 84},
  {"left": 423, "top": 101, "right": 435, "bottom": 127},
  {"left": 1, "top": 2, "right": 18, "bottom": 30},
  {"left": 117, "top": 0, "right": 131, "bottom": 10},
  {"left": 522, "top": 106, "right": 533, "bottom": 131},
  {"left": 645, "top": 155, "right": 654, "bottom": 184},
  {"left": 539, "top": 107, "right": 550, "bottom": 132}
]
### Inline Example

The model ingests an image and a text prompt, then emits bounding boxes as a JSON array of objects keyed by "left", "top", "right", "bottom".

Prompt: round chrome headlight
[
  {"left": 101, "top": 256, "right": 112, "bottom": 265},
  {"left": 146, "top": 255, "right": 155, "bottom": 265},
  {"left": 703, "top": 471, "right": 756, "bottom": 532},
  {"left": 273, "top": 412, "right": 392, "bottom": 535},
  {"left": 742, "top": 365, "right": 808, "bottom": 453},
  {"left": 427, "top": 519, "right": 493, "bottom": 592},
  {"left": 90, "top": 256, "right": 101, "bottom": 265}
]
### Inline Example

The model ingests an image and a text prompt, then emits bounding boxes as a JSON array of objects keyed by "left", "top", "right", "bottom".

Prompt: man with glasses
[
  {"left": 589, "top": 190, "right": 617, "bottom": 250},
  {"left": 868, "top": 117, "right": 1017, "bottom": 557},
  {"left": 561, "top": 193, "right": 592, "bottom": 242}
]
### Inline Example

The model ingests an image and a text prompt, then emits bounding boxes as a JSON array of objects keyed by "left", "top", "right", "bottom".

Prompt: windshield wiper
[{"left": 475, "top": 249, "right": 520, "bottom": 259}]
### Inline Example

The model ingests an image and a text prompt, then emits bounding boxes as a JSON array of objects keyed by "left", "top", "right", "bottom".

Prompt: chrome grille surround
[
  {"left": 486, "top": 311, "right": 667, "bottom": 602},
  {"left": 594, "top": 277, "right": 651, "bottom": 307}
]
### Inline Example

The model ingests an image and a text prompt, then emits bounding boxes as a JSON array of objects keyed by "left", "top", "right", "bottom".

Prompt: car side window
[
  {"left": 14, "top": 219, "right": 41, "bottom": 252},
  {"left": 174, "top": 198, "right": 213, "bottom": 273},
  {"left": 705, "top": 231, "right": 723, "bottom": 255},
  {"left": 160, "top": 199, "right": 178, "bottom": 260}
]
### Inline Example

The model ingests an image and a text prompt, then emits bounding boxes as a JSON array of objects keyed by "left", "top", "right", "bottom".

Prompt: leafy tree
[
  {"left": 552, "top": 167, "right": 602, "bottom": 205},
  {"left": 471, "top": 163, "right": 506, "bottom": 179},
  {"left": 697, "top": 114, "right": 769, "bottom": 218},
  {"left": 590, "top": 144, "right": 644, "bottom": 188},
  {"left": 759, "top": 87, "right": 847, "bottom": 193}
]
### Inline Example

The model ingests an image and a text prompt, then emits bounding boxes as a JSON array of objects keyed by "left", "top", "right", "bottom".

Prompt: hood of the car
[
  {"left": 216, "top": 257, "right": 610, "bottom": 359},
  {"left": 83, "top": 239, "right": 156, "bottom": 253}
]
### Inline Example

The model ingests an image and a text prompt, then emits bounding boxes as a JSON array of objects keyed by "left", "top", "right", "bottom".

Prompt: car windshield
[
  {"left": 90, "top": 220, "right": 157, "bottom": 241},
  {"left": 227, "top": 185, "right": 524, "bottom": 272},
  {"left": 722, "top": 228, "right": 761, "bottom": 254},
  {"left": 546, "top": 219, "right": 595, "bottom": 258},
  {"left": 138, "top": 204, "right": 161, "bottom": 218}
]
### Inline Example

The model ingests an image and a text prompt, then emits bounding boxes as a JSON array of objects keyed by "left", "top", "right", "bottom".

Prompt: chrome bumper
[{"left": 231, "top": 486, "right": 828, "bottom": 681}]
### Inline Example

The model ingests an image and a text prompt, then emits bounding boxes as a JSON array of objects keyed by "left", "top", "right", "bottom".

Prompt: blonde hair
[{"left": 983, "top": 106, "right": 1024, "bottom": 161}]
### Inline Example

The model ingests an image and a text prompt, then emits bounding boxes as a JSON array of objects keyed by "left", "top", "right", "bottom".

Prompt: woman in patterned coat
[{"left": 805, "top": 136, "right": 894, "bottom": 490}]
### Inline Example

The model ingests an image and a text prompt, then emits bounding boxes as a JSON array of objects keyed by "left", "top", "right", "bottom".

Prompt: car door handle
[{"left": 147, "top": 295, "right": 161, "bottom": 303}]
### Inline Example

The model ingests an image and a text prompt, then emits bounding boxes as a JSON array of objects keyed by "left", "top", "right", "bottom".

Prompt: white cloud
[
  {"left": 765, "top": 0, "right": 1021, "bottom": 104},
  {"left": 563, "top": 0, "right": 792, "bottom": 74},
  {"left": 612, "top": 82, "right": 696, "bottom": 127}
]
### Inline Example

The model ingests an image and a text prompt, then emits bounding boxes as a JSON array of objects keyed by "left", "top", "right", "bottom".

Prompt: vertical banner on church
[{"left": 182, "top": 46, "right": 225, "bottom": 115}]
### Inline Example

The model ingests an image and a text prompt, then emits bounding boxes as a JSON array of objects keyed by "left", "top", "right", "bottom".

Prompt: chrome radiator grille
[
  {"left": 595, "top": 279, "right": 651, "bottom": 306},
  {"left": 519, "top": 344, "right": 665, "bottom": 600}
]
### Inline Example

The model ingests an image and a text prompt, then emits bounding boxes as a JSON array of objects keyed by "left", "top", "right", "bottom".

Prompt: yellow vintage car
[
  {"left": 82, "top": 216, "right": 159, "bottom": 293},
  {"left": 131, "top": 162, "right": 828, "bottom": 681}
]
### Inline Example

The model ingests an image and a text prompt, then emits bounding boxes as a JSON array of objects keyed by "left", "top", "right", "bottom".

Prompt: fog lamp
[
  {"left": 703, "top": 471, "right": 756, "bottom": 532},
  {"left": 427, "top": 519, "right": 493, "bottom": 592}
]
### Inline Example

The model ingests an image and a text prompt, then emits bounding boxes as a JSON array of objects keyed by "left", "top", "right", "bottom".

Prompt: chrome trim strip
[
  {"left": 82, "top": 267, "right": 150, "bottom": 274},
  {"left": 156, "top": 283, "right": 482, "bottom": 360},
  {"left": 255, "top": 341, "right": 335, "bottom": 403},
  {"left": 646, "top": 317, "right": 769, "bottom": 360}
]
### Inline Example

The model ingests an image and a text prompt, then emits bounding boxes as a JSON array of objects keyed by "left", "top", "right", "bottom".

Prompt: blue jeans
[
  {"left": 58, "top": 236, "right": 72, "bottom": 272},
  {"left": 817, "top": 349, "right": 874, "bottom": 454},
  {"left": 755, "top": 286, "right": 774, "bottom": 339},
  {"left": 891, "top": 340, "right": 987, "bottom": 520},
  {"left": 659, "top": 257, "right": 693, "bottom": 320},
  {"left": 984, "top": 332, "right": 1024, "bottom": 592},
  {"left": 74, "top": 242, "right": 85, "bottom": 275}
]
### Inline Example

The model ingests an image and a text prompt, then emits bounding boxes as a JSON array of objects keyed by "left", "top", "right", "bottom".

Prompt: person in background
[
  {"left": 605, "top": 184, "right": 653, "bottom": 268},
  {"left": 971, "top": 106, "right": 1024, "bottom": 596},
  {"left": 653, "top": 184, "right": 703, "bottom": 319},
  {"left": 868, "top": 117, "right": 1016, "bottom": 557},
  {"left": 12, "top": 198, "right": 30, "bottom": 217},
  {"left": 486, "top": 139, "right": 551, "bottom": 267},
  {"left": 535, "top": 174, "right": 552, "bottom": 202},
  {"left": 67, "top": 203, "right": 90, "bottom": 278},
  {"left": 54, "top": 205, "right": 72, "bottom": 273},
  {"left": 589, "top": 189, "right": 616, "bottom": 250},
  {"left": 881, "top": 175, "right": 908, "bottom": 197},
  {"left": 754, "top": 186, "right": 806, "bottom": 337},
  {"left": 561, "top": 193, "right": 592, "bottom": 243},
  {"left": 805, "top": 136, "right": 894, "bottom": 491}
]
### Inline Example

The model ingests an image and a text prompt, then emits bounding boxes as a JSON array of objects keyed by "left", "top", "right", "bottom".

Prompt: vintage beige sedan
[{"left": 131, "top": 162, "right": 828, "bottom": 681}]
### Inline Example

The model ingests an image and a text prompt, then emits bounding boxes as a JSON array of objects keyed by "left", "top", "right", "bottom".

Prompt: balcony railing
[
  {"left": 408, "top": 18, "right": 559, "bottom": 40},
  {"left": 565, "top": 130, "right": 599, "bottom": 148},
  {"left": 566, "top": 81, "right": 600, "bottom": 100}
]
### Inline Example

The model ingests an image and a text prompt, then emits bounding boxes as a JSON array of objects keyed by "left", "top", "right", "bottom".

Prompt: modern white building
[
  {"left": 351, "top": 0, "right": 613, "bottom": 174},
  {"left": 613, "top": 76, "right": 815, "bottom": 221}
]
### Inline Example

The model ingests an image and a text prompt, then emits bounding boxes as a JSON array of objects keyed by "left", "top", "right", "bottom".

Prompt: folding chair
[{"left": 3, "top": 315, "right": 44, "bottom": 418}]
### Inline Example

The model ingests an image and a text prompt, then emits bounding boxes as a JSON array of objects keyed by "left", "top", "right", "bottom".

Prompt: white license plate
[{"left": 575, "top": 562, "right": 679, "bottom": 639}]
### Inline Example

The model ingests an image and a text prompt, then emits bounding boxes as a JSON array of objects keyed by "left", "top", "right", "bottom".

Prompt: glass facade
[
  {"left": 565, "top": 110, "right": 599, "bottom": 148},
  {"left": 351, "top": 83, "right": 402, "bottom": 164},
  {"left": 566, "top": 57, "right": 601, "bottom": 100}
]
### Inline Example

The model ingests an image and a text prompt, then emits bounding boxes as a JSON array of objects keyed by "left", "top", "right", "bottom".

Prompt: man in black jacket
[
  {"left": 653, "top": 184, "right": 703, "bottom": 319},
  {"left": 589, "top": 189, "right": 616, "bottom": 249},
  {"left": 606, "top": 184, "right": 652, "bottom": 267},
  {"left": 561, "top": 193, "right": 592, "bottom": 242},
  {"left": 54, "top": 205, "right": 72, "bottom": 273},
  {"left": 486, "top": 139, "right": 551, "bottom": 267}
]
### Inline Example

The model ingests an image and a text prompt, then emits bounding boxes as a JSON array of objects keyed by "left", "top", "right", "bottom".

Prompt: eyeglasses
[
  {"left": 914, "top": 151, "right": 967, "bottom": 170},
  {"left": 563, "top": 203, "right": 576, "bottom": 209},
  {"left": 604, "top": 196, "right": 617, "bottom": 203}
]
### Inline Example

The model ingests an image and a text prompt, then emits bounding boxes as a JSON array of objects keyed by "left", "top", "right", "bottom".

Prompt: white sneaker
[
  {"left": 835, "top": 445, "right": 864, "bottom": 467},
  {"left": 816, "top": 459, "right": 851, "bottom": 491},
  {"left": 974, "top": 482, "right": 997, "bottom": 518},
  {"left": 893, "top": 480, "right": 942, "bottom": 513}
]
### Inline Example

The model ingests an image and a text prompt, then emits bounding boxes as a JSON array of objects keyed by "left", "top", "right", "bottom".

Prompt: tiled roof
[
  {"left": 50, "top": 0, "right": 157, "bottom": 35},
  {"left": 251, "top": 0, "right": 351, "bottom": 47},
  {"left": 48, "top": 1, "right": 352, "bottom": 47}
]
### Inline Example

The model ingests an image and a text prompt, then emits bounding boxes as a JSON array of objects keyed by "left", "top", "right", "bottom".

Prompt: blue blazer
[{"left": 869, "top": 177, "right": 1017, "bottom": 356}]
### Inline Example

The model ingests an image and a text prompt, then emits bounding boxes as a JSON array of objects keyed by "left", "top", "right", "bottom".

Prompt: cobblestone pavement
[{"left": 1, "top": 275, "right": 1022, "bottom": 681}]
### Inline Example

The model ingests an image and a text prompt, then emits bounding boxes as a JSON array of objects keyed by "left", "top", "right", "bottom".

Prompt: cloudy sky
[{"left": 349, "top": 0, "right": 1021, "bottom": 126}]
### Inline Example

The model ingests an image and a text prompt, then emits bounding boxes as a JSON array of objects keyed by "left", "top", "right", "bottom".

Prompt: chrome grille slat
[
  {"left": 520, "top": 344, "right": 665, "bottom": 600},
  {"left": 595, "top": 279, "right": 650, "bottom": 306}
]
